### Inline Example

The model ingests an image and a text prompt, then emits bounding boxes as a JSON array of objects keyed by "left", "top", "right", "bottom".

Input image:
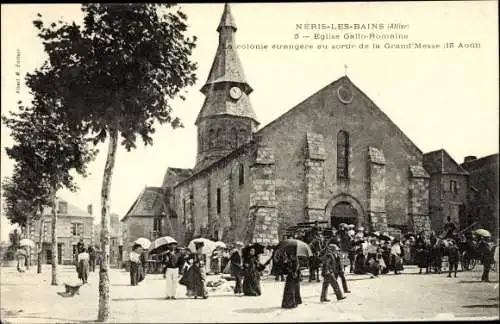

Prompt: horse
[{"left": 427, "top": 238, "right": 446, "bottom": 274}]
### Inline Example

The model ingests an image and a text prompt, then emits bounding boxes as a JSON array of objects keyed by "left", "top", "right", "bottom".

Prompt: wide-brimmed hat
[{"left": 327, "top": 243, "right": 340, "bottom": 251}]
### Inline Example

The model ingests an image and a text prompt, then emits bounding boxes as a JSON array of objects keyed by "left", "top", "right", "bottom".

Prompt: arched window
[
  {"left": 238, "top": 129, "right": 246, "bottom": 146},
  {"left": 230, "top": 128, "right": 237, "bottom": 149},
  {"left": 216, "top": 128, "right": 223, "bottom": 147},
  {"left": 208, "top": 129, "right": 216, "bottom": 148},
  {"left": 337, "top": 130, "right": 349, "bottom": 179},
  {"left": 239, "top": 163, "right": 245, "bottom": 186}
]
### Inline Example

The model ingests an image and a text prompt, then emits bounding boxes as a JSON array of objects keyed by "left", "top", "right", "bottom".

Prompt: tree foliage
[
  {"left": 30, "top": 3, "right": 198, "bottom": 320},
  {"left": 2, "top": 101, "right": 97, "bottom": 196},
  {"left": 1, "top": 163, "right": 51, "bottom": 227},
  {"left": 31, "top": 3, "right": 198, "bottom": 150}
]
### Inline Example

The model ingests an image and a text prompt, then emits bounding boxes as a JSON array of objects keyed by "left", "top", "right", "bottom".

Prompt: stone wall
[
  {"left": 304, "top": 132, "right": 327, "bottom": 222},
  {"left": 248, "top": 144, "right": 279, "bottom": 245},
  {"left": 172, "top": 146, "right": 254, "bottom": 245},
  {"left": 256, "top": 77, "right": 425, "bottom": 234},
  {"left": 367, "top": 146, "right": 388, "bottom": 232},
  {"left": 409, "top": 164, "right": 432, "bottom": 236}
]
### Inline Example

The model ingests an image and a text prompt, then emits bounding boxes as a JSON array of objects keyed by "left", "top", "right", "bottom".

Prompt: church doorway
[{"left": 330, "top": 202, "right": 358, "bottom": 229}]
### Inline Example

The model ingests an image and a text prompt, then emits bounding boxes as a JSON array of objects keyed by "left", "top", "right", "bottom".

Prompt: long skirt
[
  {"left": 353, "top": 253, "right": 366, "bottom": 274},
  {"left": 415, "top": 249, "right": 428, "bottom": 268},
  {"left": 281, "top": 273, "right": 302, "bottom": 309},
  {"left": 242, "top": 270, "right": 261, "bottom": 296},
  {"left": 185, "top": 265, "right": 207, "bottom": 298},
  {"left": 77, "top": 260, "right": 89, "bottom": 283}
]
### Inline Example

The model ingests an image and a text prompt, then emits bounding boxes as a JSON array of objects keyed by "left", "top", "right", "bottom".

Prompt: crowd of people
[{"left": 62, "top": 220, "right": 497, "bottom": 310}]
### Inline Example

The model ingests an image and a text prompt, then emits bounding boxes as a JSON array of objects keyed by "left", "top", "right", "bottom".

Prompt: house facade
[
  {"left": 423, "top": 149, "right": 470, "bottom": 233},
  {"left": 29, "top": 200, "right": 93, "bottom": 265},
  {"left": 461, "top": 153, "right": 499, "bottom": 240}
]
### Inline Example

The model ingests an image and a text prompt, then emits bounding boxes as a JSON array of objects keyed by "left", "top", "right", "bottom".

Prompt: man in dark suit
[
  {"left": 332, "top": 244, "right": 351, "bottom": 293},
  {"left": 320, "top": 244, "right": 345, "bottom": 302},
  {"left": 230, "top": 242, "right": 244, "bottom": 294}
]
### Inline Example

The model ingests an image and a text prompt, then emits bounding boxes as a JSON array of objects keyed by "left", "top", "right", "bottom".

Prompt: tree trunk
[
  {"left": 51, "top": 193, "right": 58, "bottom": 285},
  {"left": 97, "top": 128, "right": 118, "bottom": 322},
  {"left": 37, "top": 207, "right": 44, "bottom": 274},
  {"left": 26, "top": 213, "right": 31, "bottom": 269}
]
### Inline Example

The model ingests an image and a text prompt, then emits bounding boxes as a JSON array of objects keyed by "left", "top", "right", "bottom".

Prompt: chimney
[
  {"left": 87, "top": 204, "right": 93, "bottom": 216},
  {"left": 464, "top": 156, "right": 477, "bottom": 163},
  {"left": 58, "top": 201, "right": 68, "bottom": 214}
]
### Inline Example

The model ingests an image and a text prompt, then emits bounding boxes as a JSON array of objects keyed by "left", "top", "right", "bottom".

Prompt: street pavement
[{"left": 1, "top": 264, "right": 498, "bottom": 323}]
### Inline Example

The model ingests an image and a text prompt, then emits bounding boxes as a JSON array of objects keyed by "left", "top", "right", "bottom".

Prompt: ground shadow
[
  {"left": 233, "top": 306, "right": 281, "bottom": 314},
  {"left": 1, "top": 314, "right": 94, "bottom": 323},
  {"left": 459, "top": 280, "right": 499, "bottom": 284},
  {"left": 462, "top": 304, "right": 499, "bottom": 309},
  {"left": 112, "top": 297, "right": 166, "bottom": 301}
]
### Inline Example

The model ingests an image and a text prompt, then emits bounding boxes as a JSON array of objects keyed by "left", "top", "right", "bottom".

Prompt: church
[{"left": 122, "top": 4, "right": 434, "bottom": 247}]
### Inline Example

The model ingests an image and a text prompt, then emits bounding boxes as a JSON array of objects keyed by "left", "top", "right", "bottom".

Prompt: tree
[
  {"left": 2, "top": 101, "right": 96, "bottom": 285},
  {"left": 2, "top": 163, "right": 51, "bottom": 272},
  {"left": 32, "top": 4, "right": 197, "bottom": 321}
]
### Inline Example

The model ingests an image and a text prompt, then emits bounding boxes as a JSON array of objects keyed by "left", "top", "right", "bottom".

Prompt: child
[{"left": 447, "top": 240, "right": 460, "bottom": 278}]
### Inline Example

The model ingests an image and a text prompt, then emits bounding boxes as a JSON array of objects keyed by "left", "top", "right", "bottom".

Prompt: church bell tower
[{"left": 194, "top": 3, "right": 259, "bottom": 171}]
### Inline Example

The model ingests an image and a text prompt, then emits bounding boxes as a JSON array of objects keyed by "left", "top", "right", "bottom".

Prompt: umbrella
[
  {"left": 276, "top": 239, "right": 313, "bottom": 258},
  {"left": 148, "top": 236, "right": 178, "bottom": 255},
  {"left": 133, "top": 238, "right": 151, "bottom": 249},
  {"left": 379, "top": 233, "right": 392, "bottom": 241},
  {"left": 214, "top": 241, "right": 227, "bottom": 249},
  {"left": 242, "top": 243, "right": 266, "bottom": 259},
  {"left": 473, "top": 229, "right": 491, "bottom": 238},
  {"left": 188, "top": 238, "right": 216, "bottom": 255},
  {"left": 19, "top": 239, "right": 35, "bottom": 248}
]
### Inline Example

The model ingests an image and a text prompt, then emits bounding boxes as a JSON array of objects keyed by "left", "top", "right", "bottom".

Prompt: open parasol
[
  {"left": 148, "top": 236, "right": 178, "bottom": 255},
  {"left": 19, "top": 239, "right": 35, "bottom": 248},
  {"left": 188, "top": 238, "right": 216, "bottom": 255},
  {"left": 133, "top": 238, "right": 151, "bottom": 249},
  {"left": 276, "top": 239, "right": 313, "bottom": 258},
  {"left": 473, "top": 229, "right": 491, "bottom": 238},
  {"left": 214, "top": 241, "right": 227, "bottom": 249}
]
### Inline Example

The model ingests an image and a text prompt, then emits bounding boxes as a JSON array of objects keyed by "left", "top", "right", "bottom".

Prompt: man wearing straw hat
[{"left": 164, "top": 241, "right": 183, "bottom": 299}]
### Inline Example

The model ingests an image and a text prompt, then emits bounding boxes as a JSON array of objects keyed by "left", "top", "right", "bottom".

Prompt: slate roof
[
  {"left": 161, "top": 167, "right": 193, "bottom": 188},
  {"left": 423, "top": 149, "right": 469, "bottom": 175},
  {"left": 197, "top": 4, "right": 257, "bottom": 124},
  {"left": 122, "top": 187, "right": 166, "bottom": 220},
  {"left": 41, "top": 200, "right": 92, "bottom": 218}
]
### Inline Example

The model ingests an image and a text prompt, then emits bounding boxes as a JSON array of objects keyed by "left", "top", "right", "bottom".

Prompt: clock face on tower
[{"left": 229, "top": 86, "right": 242, "bottom": 100}]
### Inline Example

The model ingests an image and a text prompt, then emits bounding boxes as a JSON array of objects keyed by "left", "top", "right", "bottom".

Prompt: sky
[{"left": 1, "top": 2, "right": 498, "bottom": 241}]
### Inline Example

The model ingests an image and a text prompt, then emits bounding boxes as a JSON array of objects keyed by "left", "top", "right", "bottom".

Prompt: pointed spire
[
  {"left": 217, "top": 3, "right": 237, "bottom": 32},
  {"left": 196, "top": 3, "right": 257, "bottom": 125}
]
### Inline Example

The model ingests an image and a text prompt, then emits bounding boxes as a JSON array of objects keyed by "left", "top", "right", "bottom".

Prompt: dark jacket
[
  {"left": 163, "top": 250, "right": 184, "bottom": 270},
  {"left": 229, "top": 251, "right": 243, "bottom": 275},
  {"left": 321, "top": 252, "right": 340, "bottom": 277}
]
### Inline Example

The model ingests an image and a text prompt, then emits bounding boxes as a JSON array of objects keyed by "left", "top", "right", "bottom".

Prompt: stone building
[
  {"left": 423, "top": 149, "right": 470, "bottom": 232},
  {"left": 461, "top": 153, "right": 499, "bottom": 240},
  {"left": 125, "top": 4, "right": 433, "bottom": 246},
  {"left": 29, "top": 200, "right": 93, "bottom": 265}
]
